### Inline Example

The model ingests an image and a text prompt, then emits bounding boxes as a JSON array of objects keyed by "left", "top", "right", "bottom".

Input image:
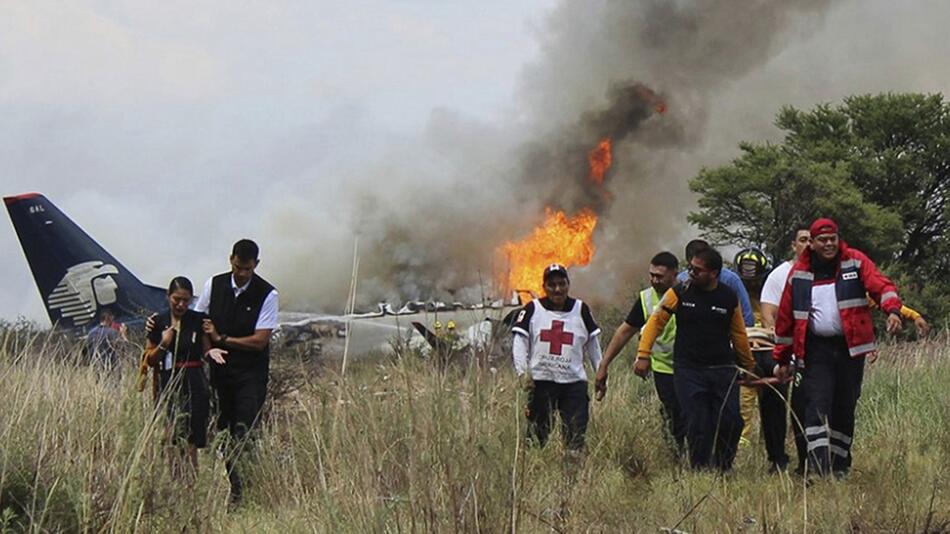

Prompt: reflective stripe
[
  {"left": 838, "top": 298, "right": 867, "bottom": 310},
  {"left": 640, "top": 289, "right": 656, "bottom": 331},
  {"left": 791, "top": 271, "right": 814, "bottom": 281},
  {"left": 840, "top": 259, "right": 862, "bottom": 270},
  {"left": 881, "top": 291, "right": 899, "bottom": 303},
  {"left": 849, "top": 342, "right": 876, "bottom": 356},
  {"left": 793, "top": 310, "right": 810, "bottom": 320},
  {"left": 805, "top": 426, "right": 828, "bottom": 437},
  {"left": 642, "top": 287, "right": 676, "bottom": 375},
  {"left": 830, "top": 445, "right": 849, "bottom": 458},
  {"left": 829, "top": 430, "right": 852, "bottom": 445},
  {"left": 775, "top": 336, "right": 793, "bottom": 345},
  {"left": 807, "top": 439, "right": 849, "bottom": 457}
]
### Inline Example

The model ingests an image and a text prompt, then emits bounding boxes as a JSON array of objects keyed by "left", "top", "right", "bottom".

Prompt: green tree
[{"left": 688, "top": 93, "right": 950, "bottom": 325}]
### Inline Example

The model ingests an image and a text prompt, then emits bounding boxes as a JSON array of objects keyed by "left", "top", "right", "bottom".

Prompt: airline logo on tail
[{"left": 47, "top": 261, "right": 120, "bottom": 326}]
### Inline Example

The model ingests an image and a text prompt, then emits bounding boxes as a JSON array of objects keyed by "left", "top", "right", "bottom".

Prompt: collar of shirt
[{"left": 230, "top": 275, "right": 251, "bottom": 297}]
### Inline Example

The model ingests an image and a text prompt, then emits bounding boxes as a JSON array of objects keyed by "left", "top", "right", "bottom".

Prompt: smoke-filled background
[{"left": 2, "top": 0, "right": 949, "bottom": 322}]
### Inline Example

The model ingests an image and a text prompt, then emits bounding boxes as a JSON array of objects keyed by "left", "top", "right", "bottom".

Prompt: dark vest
[{"left": 208, "top": 272, "right": 275, "bottom": 371}]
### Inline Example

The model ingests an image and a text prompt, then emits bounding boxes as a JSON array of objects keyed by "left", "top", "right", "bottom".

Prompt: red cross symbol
[{"left": 539, "top": 320, "right": 574, "bottom": 355}]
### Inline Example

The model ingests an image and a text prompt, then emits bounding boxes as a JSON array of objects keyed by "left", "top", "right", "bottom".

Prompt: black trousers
[
  {"left": 526, "top": 380, "right": 590, "bottom": 450},
  {"left": 801, "top": 333, "right": 865, "bottom": 476},
  {"left": 158, "top": 367, "right": 211, "bottom": 448},
  {"left": 212, "top": 370, "right": 267, "bottom": 439},
  {"left": 675, "top": 365, "right": 743, "bottom": 471},
  {"left": 210, "top": 363, "right": 269, "bottom": 499},
  {"left": 753, "top": 350, "right": 790, "bottom": 468},
  {"left": 791, "top": 369, "right": 808, "bottom": 474},
  {"left": 653, "top": 371, "right": 687, "bottom": 453}
]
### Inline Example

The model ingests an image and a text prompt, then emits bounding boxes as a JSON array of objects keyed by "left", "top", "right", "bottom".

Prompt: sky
[{"left": 2, "top": 0, "right": 949, "bottom": 324}]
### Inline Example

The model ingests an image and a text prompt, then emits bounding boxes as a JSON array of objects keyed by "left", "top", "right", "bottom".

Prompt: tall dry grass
[{"left": 0, "top": 321, "right": 947, "bottom": 533}]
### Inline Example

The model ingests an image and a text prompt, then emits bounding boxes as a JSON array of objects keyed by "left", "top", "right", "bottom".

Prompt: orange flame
[
  {"left": 498, "top": 208, "right": 598, "bottom": 297},
  {"left": 588, "top": 138, "right": 612, "bottom": 184}
]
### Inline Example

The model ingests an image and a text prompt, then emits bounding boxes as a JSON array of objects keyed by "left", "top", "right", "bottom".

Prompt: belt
[
  {"left": 175, "top": 360, "right": 203, "bottom": 369},
  {"left": 807, "top": 332, "right": 845, "bottom": 340}
]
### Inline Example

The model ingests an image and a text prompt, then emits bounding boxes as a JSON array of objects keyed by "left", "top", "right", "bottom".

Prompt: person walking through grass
[
  {"left": 594, "top": 251, "right": 686, "bottom": 455},
  {"left": 773, "top": 218, "right": 904, "bottom": 478},
  {"left": 512, "top": 264, "right": 603, "bottom": 452},
  {"left": 638, "top": 247, "right": 754, "bottom": 471},
  {"left": 195, "top": 239, "right": 278, "bottom": 505},
  {"left": 143, "top": 277, "right": 226, "bottom": 477}
]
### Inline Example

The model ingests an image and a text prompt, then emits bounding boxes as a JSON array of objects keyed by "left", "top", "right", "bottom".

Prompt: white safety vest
[{"left": 525, "top": 298, "right": 596, "bottom": 383}]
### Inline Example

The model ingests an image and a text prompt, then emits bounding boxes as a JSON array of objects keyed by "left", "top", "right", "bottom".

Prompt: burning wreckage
[
  {"left": 281, "top": 85, "right": 670, "bottom": 362},
  {"left": 4, "top": 83, "right": 669, "bottom": 368}
]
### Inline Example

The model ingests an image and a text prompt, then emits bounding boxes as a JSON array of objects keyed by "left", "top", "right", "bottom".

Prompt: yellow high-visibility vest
[{"left": 641, "top": 287, "right": 675, "bottom": 375}]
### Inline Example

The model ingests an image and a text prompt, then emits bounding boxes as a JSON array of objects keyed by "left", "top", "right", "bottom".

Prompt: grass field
[{"left": 0, "top": 322, "right": 947, "bottom": 533}]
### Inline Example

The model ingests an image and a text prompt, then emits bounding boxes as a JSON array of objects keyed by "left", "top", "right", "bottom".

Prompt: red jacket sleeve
[
  {"left": 772, "top": 270, "right": 795, "bottom": 364},
  {"left": 855, "top": 250, "right": 902, "bottom": 315}
]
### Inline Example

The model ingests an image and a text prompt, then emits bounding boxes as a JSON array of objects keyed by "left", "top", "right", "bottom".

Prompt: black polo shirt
[{"left": 671, "top": 283, "right": 739, "bottom": 368}]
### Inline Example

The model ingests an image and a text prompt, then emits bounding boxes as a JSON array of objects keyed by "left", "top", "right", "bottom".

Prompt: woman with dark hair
[{"left": 142, "top": 276, "right": 226, "bottom": 474}]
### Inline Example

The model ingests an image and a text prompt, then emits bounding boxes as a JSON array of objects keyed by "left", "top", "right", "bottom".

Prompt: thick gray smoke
[
  {"left": 344, "top": 0, "right": 838, "bottom": 309},
  {"left": 509, "top": 0, "right": 840, "bottom": 300},
  {"left": 4, "top": 0, "right": 948, "bottom": 321}
]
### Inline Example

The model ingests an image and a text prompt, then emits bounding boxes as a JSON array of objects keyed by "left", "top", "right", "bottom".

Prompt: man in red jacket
[{"left": 773, "top": 218, "right": 903, "bottom": 477}]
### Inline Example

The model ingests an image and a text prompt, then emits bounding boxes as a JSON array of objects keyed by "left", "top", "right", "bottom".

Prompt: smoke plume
[
  {"left": 339, "top": 0, "right": 838, "bottom": 309},
  {"left": 4, "top": 0, "right": 948, "bottom": 321}
]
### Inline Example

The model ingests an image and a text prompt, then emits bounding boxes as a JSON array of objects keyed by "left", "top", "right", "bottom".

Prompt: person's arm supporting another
[
  {"left": 730, "top": 306, "right": 755, "bottom": 377},
  {"left": 635, "top": 288, "right": 677, "bottom": 378}
]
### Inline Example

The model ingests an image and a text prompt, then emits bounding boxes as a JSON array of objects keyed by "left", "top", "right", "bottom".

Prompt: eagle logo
[{"left": 46, "top": 261, "right": 119, "bottom": 326}]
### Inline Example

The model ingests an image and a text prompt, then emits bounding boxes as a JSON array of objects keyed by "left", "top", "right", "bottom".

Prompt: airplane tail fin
[{"left": 4, "top": 193, "right": 167, "bottom": 329}]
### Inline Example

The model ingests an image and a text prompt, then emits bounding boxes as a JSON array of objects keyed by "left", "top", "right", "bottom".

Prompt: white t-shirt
[
  {"left": 809, "top": 282, "right": 843, "bottom": 336},
  {"left": 194, "top": 275, "right": 279, "bottom": 330},
  {"left": 761, "top": 260, "right": 793, "bottom": 306}
]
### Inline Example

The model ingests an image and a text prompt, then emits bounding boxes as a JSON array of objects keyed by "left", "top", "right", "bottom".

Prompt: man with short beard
[
  {"left": 773, "top": 218, "right": 902, "bottom": 478},
  {"left": 594, "top": 251, "right": 685, "bottom": 453},
  {"left": 638, "top": 248, "right": 754, "bottom": 471}
]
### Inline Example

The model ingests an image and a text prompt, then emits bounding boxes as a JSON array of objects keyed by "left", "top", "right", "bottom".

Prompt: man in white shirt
[
  {"left": 512, "top": 264, "right": 602, "bottom": 451},
  {"left": 196, "top": 239, "right": 278, "bottom": 505},
  {"left": 760, "top": 228, "right": 812, "bottom": 329},
  {"left": 758, "top": 227, "right": 811, "bottom": 473}
]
